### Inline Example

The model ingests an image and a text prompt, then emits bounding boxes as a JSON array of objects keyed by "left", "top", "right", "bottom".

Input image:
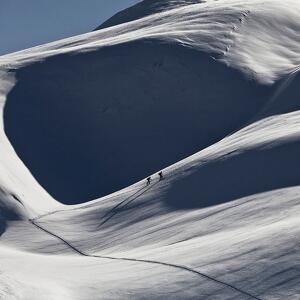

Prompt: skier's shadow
[{"left": 98, "top": 181, "right": 159, "bottom": 229}]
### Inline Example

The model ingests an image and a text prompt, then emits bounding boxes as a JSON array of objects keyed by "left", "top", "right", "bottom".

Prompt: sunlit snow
[{"left": 0, "top": 0, "right": 299, "bottom": 299}]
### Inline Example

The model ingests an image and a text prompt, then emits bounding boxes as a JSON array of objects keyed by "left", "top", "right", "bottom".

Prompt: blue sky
[{"left": 0, "top": 0, "right": 139, "bottom": 55}]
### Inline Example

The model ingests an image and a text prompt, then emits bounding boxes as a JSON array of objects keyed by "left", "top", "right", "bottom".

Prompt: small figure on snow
[
  {"left": 146, "top": 176, "right": 151, "bottom": 185},
  {"left": 158, "top": 171, "right": 163, "bottom": 181}
]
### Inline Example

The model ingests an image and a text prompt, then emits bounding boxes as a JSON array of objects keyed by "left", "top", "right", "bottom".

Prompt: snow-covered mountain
[
  {"left": 96, "top": 0, "right": 204, "bottom": 30},
  {"left": 0, "top": 0, "right": 299, "bottom": 299}
]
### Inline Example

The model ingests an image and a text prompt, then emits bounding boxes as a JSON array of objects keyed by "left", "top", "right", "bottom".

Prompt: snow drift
[{"left": 0, "top": 0, "right": 300, "bottom": 299}]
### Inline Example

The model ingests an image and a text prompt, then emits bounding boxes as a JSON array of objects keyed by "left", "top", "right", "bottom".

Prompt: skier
[
  {"left": 158, "top": 171, "right": 163, "bottom": 181},
  {"left": 146, "top": 176, "right": 151, "bottom": 185}
]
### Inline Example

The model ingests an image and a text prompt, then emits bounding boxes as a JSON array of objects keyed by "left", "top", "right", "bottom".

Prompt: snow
[
  {"left": 0, "top": 0, "right": 300, "bottom": 299},
  {"left": 1, "top": 0, "right": 299, "bottom": 83},
  {"left": 0, "top": 71, "right": 59, "bottom": 215},
  {"left": 3, "top": 42, "right": 272, "bottom": 204}
]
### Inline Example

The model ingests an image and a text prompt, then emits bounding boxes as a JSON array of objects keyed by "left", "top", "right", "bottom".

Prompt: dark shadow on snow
[
  {"left": 259, "top": 71, "right": 300, "bottom": 119},
  {"left": 165, "top": 140, "right": 300, "bottom": 209},
  {"left": 0, "top": 192, "right": 25, "bottom": 236},
  {"left": 0, "top": 220, "right": 6, "bottom": 237},
  {"left": 4, "top": 40, "right": 272, "bottom": 204}
]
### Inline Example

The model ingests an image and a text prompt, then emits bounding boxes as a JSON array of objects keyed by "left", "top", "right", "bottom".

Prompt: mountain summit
[{"left": 96, "top": 0, "right": 203, "bottom": 30}]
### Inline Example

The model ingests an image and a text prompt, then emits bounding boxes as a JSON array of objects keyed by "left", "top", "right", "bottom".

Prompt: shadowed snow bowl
[
  {"left": 165, "top": 140, "right": 300, "bottom": 209},
  {"left": 4, "top": 41, "right": 271, "bottom": 204}
]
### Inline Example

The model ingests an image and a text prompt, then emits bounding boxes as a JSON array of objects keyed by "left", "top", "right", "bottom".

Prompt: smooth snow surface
[{"left": 0, "top": 0, "right": 300, "bottom": 299}]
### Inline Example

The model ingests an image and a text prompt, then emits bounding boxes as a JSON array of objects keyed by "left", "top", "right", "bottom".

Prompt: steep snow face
[
  {"left": 222, "top": 0, "right": 300, "bottom": 84},
  {"left": 0, "top": 72, "right": 58, "bottom": 215},
  {"left": 3, "top": 42, "right": 271, "bottom": 204},
  {"left": 1, "top": 0, "right": 299, "bottom": 83},
  {"left": 1, "top": 0, "right": 300, "bottom": 205}
]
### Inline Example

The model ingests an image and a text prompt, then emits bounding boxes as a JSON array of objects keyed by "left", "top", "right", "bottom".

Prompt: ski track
[
  {"left": 29, "top": 189, "right": 263, "bottom": 300},
  {"left": 30, "top": 219, "right": 262, "bottom": 300}
]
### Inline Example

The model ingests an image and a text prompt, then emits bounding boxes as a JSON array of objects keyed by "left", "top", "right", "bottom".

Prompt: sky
[{"left": 0, "top": 0, "right": 139, "bottom": 55}]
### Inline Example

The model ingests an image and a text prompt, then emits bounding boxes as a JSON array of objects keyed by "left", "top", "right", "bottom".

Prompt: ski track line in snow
[
  {"left": 29, "top": 220, "right": 262, "bottom": 300},
  {"left": 28, "top": 168, "right": 262, "bottom": 300},
  {"left": 30, "top": 219, "right": 88, "bottom": 256}
]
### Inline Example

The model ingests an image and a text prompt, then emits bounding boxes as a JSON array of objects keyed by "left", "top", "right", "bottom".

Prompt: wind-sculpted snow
[
  {"left": 0, "top": 0, "right": 300, "bottom": 299},
  {"left": 96, "top": 0, "right": 204, "bottom": 30},
  {"left": 0, "top": 0, "right": 299, "bottom": 83},
  {"left": 96, "top": 0, "right": 300, "bottom": 83}
]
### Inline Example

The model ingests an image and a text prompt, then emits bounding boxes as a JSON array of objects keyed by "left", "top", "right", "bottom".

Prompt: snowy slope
[
  {"left": 96, "top": 0, "right": 204, "bottom": 30},
  {"left": 3, "top": 42, "right": 272, "bottom": 204},
  {"left": 2, "top": 0, "right": 300, "bottom": 204},
  {"left": 0, "top": 0, "right": 300, "bottom": 299}
]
